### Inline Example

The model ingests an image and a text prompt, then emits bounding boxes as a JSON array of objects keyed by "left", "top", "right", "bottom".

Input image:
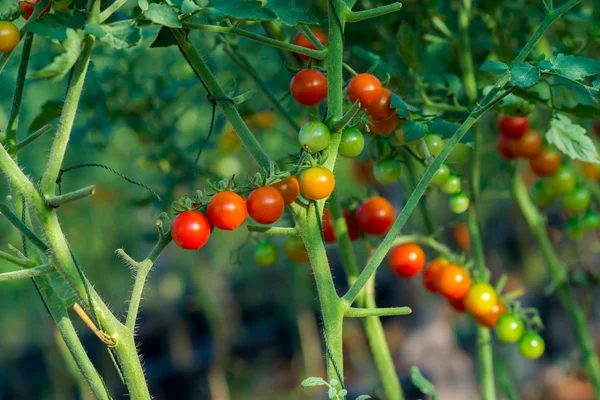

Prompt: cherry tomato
[
  {"left": 581, "top": 161, "right": 600, "bottom": 181},
  {"left": 299, "top": 121, "right": 331, "bottom": 152},
  {"left": 272, "top": 177, "right": 300, "bottom": 206},
  {"left": 0, "top": 22, "right": 20, "bottom": 53},
  {"left": 449, "top": 193, "right": 470, "bottom": 214},
  {"left": 373, "top": 159, "right": 402, "bottom": 184},
  {"left": 366, "top": 88, "right": 396, "bottom": 121},
  {"left": 498, "top": 116, "right": 529, "bottom": 138},
  {"left": 299, "top": 166, "right": 335, "bottom": 200},
  {"left": 452, "top": 223, "right": 471, "bottom": 252},
  {"left": 293, "top": 28, "right": 327, "bottom": 61},
  {"left": 495, "top": 313, "right": 525, "bottom": 343},
  {"left": 19, "top": 0, "right": 51, "bottom": 19},
  {"left": 563, "top": 186, "right": 591, "bottom": 215},
  {"left": 529, "top": 147, "right": 561, "bottom": 177},
  {"left": 518, "top": 332, "right": 545, "bottom": 359},
  {"left": 464, "top": 282, "right": 498, "bottom": 317},
  {"left": 254, "top": 241, "right": 278, "bottom": 266},
  {"left": 322, "top": 209, "right": 360, "bottom": 242},
  {"left": 290, "top": 69, "right": 328, "bottom": 106},
  {"left": 508, "top": 129, "right": 542, "bottom": 159},
  {"left": 423, "top": 258, "right": 449, "bottom": 292},
  {"left": 389, "top": 243, "right": 426, "bottom": 278},
  {"left": 338, "top": 127, "right": 365, "bottom": 158},
  {"left": 565, "top": 216, "right": 584, "bottom": 240},
  {"left": 247, "top": 186, "right": 285, "bottom": 224},
  {"left": 582, "top": 210, "right": 600, "bottom": 230},
  {"left": 171, "top": 211, "right": 211, "bottom": 250},
  {"left": 496, "top": 135, "right": 518, "bottom": 160},
  {"left": 530, "top": 180, "right": 556, "bottom": 208},
  {"left": 437, "top": 264, "right": 471, "bottom": 300},
  {"left": 446, "top": 142, "right": 472, "bottom": 166},
  {"left": 369, "top": 115, "right": 400, "bottom": 135},
  {"left": 418, "top": 133, "right": 444, "bottom": 157},
  {"left": 475, "top": 301, "right": 506, "bottom": 329},
  {"left": 347, "top": 73, "right": 383, "bottom": 108},
  {"left": 355, "top": 196, "right": 395, "bottom": 236},
  {"left": 207, "top": 191, "right": 247, "bottom": 230},
  {"left": 448, "top": 297, "right": 467, "bottom": 312},
  {"left": 546, "top": 165, "right": 576, "bottom": 194},
  {"left": 284, "top": 236, "right": 309, "bottom": 263},
  {"left": 440, "top": 174, "right": 462, "bottom": 195},
  {"left": 430, "top": 164, "right": 451, "bottom": 188}
]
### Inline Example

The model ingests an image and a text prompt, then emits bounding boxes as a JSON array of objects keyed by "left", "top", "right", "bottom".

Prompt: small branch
[
  {"left": 332, "top": 100, "right": 360, "bottom": 131},
  {"left": 181, "top": 22, "right": 327, "bottom": 60},
  {"left": 98, "top": 0, "right": 127, "bottom": 22},
  {"left": 345, "top": 3, "right": 403, "bottom": 23},
  {"left": 46, "top": 185, "right": 96, "bottom": 207},
  {"left": 0, "top": 250, "right": 35, "bottom": 269},
  {"left": 0, "top": 264, "right": 53, "bottom": 282},
  {"left": 0, "top": 204, "right": 49, "bottom": 252},
  {"left": 393, "top": 234, "right": 457, "bottom": 261},
  {"left": 247, "top": 225, "right": 298, "bottom": 235},
  {"left": 14, "top": 125, "right": 53, "bottom": 153},
  {"left": 73, "top": 303, "right": 116, "bottom": 347},
  {"left": 345, "top": 306, "right": 412, "bottom": 318}
]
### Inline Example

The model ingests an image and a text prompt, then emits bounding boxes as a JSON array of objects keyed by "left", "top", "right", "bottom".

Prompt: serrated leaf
[
  {"left": 27, "top": 11, "right": 86, "bottom": 41},
  {"left": 300, "top": 377, "right": 327, "bottom": 388},
  {"left": 86, "top": 21, "right": 141, "bottom": 49},
  {"left": 264, "top": 0, "right": 318, "bottom": 25},
  {"left": 410, "top": 367, "right": 439, "bottom": 400},
  {"left": 150, "top": 26, "right": 179, "bottom": 48},
  {"left": 356, "top": 396, "right": 371, "bottom": 400},
  {"left": 546, "top": 113, "right": 599, "bottom": 163},
  {"left": 427, "top": 118, "right": 474, "bottom": 146},
  {"left": 511, "top": 64, "right": 541, "bottom": 88},
  {"left": 480, "top": 60, "right": 509, "bottom": 75},
  {"left": 208, "top": 0, "right": 276, "bottom": 21},
  {"left": 541, "top": 54, "right": 600, "bottom": 81},
  {"left": 390, "top": 93, "right": 420, "bottom": 112},
  {"left": 403, "top": 120, "right": 429, "bottom": 142},
  {"left": 28, "top": 101, "right": 63, "bottom": 132},
  {"left": 180, "top": 0, "right": 200, "bottom": 14},
  {"left": 145, "top": 3, "right": 181, "bottom": 28},
  {"left": 29, "top": 29, "right": 83, "bottom": 81},
  {"left": 138, "top": 0, "right": 148, "bottom": 10}
]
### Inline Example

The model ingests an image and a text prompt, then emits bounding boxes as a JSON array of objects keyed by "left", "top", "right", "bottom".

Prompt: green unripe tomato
[
  {"left": 254, "top": 242, "right": 278, "bottom": 266},
  {"left": 373, "top": 159, "right": 402, "bottom": 184},
  {"left": 495, "top": 313, "right": 525, "bottom": 343},
  {"left": 449, "top": 192, "right": 470, "bottom": 214},
  {"left": 546, "top": 165, "right": 576, "bottom": 195},
  {"left": 440, "top": 174, "right": 462, "bottom": 194},
  {"left": 518, "top": 332, "right": 545, "bottom": 360},
  {"left": 418, "top": 133, "right": 444, "bottom": 158},
  {"left": 565, "top": 217, "right": 584, "bottom": 240},
  {"left": 445, "top": 141, "right": 471, "bottom": 165},
  {"left": 430, "top": 164, "right": 451, "bottom": 188},
  {"left": 338, "top": 127, "right": 365, "bottom": 158},
  {"left": 299, "top": 121, "right": 331, "bottom": 152},
  {"left": 563, "top": 186, "right": 591, "bottom": 214},
  {"left": 530, "top": 180, "right": 556, "bottom": 208},
  {"left": 582, "top": 210, "right": 600, "bottom": 230}
]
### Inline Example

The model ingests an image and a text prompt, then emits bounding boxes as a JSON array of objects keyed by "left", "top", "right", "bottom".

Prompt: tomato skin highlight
[
  {"left": 495, "top": 313, "right": 525, "bottom": 343},
  {"left": 0, "top": 22, "right": 20, "bottom": 53},
  {"left": 347, "top": 73, "right": 383, "bottom": 108},
  {"left": 366, "top": 88, "right": 395, "bottom": 121},
  {"left": 299, "top": 166, "right": 335, "bottom": 200},
  {"left": 293, "top": 28, "right": 327, "bottom": 61},
  {"left": 529, "top": 147, "right": 561, "bottom": 177},
  {"left": 437, "top": 265, "right": 471, "bottom": 300},
  {"left": 272, "top": 177, "right": 300, "bottom": 206},
  {"left": 19, "top": 0, "right": 51, "bottom": 20},
  {"left": 254, "top": 242, "right": 278, "bottom": 266},
  {"left": 518, "top": 332, "right": 545, "bottom": 359},
  {"left": 355, "top": 196, "right": 395, "bottom": 236},
  {"left": 498, "top": 116, "right": 529, "bottom": 138},
  {"left": 464, "top": 282, "right": 498, "bottom": 318},
  {"left": 423, "top": 258, "right": 449, "bottom": 292},
  {"left": 284, "top": 236, "right": 309, "bottom": 263},
  {"left": 207, "top": 191, "right": 248, "bottom": 230},
  {"left": 171, "top": 211, "right": 211, "bottom": 250},
  {"left": 290, "top": 69, "right": 328, "bottom": 106},
  {"left": 389, "top": 243, "right": 426, "bottom": 278},
  {"left": 247, "top": 186, "right": 285, "bottom": 224}
]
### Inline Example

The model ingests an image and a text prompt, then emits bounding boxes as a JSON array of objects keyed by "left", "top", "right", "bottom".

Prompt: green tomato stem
[
  {"left": 246, "top": 225, "right": 298, "bottom": 235},
  {"left": 345, "top": 3, "right": 403, "bottom": 23},
  {"left": 46, "top": 185, "right": 96, "bottom": 207},
  {"left": 0, "top": 250, "right": 35, "bottom": 268},
  {"left": 0, "top": 264, "right": 53, "bottom": 282},
  {"left": 13, "top": 124, "right": 53, "bottom": 153},
  {"left": 345, "top": 306, "right": 412, "bottom": 317}
]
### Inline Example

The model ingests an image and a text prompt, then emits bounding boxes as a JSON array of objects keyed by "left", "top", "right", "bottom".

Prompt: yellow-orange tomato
[
  {"left": 464, "top": 282, "right": 498, "bottom": 317},
  {"left": 475, "top": 301, "right": 507, "bottom": 328},
  {"left": 271, "top": 176, "right": 300, "bottom": 206},
  {"left": 0, "top": 22, "right": 20, "bottom": 53},
  {"left": 437, "top": 265, "right": 471, "bottom": 300},
  {"left": 452, "top": 223, "right": 471, "bottom": 252},
  {"left": 299, "top": 166, "right": 335, "bottom": 200}
]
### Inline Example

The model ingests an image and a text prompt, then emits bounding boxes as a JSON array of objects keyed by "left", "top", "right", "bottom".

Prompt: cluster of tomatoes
[
  {"left": 0, "top": 0, "right": 51, "bottom": 53},
  {"left": 387, "top": 243, "right": 545, "bottom": 359}
]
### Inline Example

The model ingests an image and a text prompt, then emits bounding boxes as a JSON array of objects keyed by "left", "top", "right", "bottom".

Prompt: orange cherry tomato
[
  {"left": 529, "top": 147, "right": 562, "bottom": 177},
  {"left": 437, "top": 265, "right": 471, "bottom": 300},
  {"left": 347, "top": 73, "right": 383, "bottom": 108},
  {"left": 293, "top": 28, "right": 327, "bottom": 61},
  {"left": 207, "top": 191, "right": 247, "bottom": 230},
  {"left": 475, "top": 301, "right": 507, "bottom": 328},
  {"left": 299, "top": 166, "right": 335, "bottom": 200},
  {"left": 366, "top": 88, "right": 396, "bottom": 121},
  {"left": 389, "top": 243, "right": 426, "bottom": 278},
  {"left": 271, "top": 176, "right": 300, "bottom": 205},
  {"left": 369, "top": 115, "right": 400, "bottom": 135},
  {"left": 508, "top": 129, "right": 542, "bottom": 159}
]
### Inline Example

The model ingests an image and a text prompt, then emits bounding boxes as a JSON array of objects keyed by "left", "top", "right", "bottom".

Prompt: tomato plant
[
  {"left": 247, "top": 186, "right": 285, "bottom": 224},
  {"left": 498, "top": 116, "right": 529, "bottom": 138},
  {"left": 207, "top": 191, "right": 248, "bottom": 230},
  {"left": 171, "top": 211, "right": 211, "bottom": 250},
  {"left": 389, "top": 243, "right": 426, "bottom": 278},
  {"left": 272, "top": 177, "right": 300, "bottom": 206},
  {"left": 437, "top": 265, "right": 471, "bottom": 300},
  {"left": 298, "top": 166, "right": 335, "bottom": 200},
  {"left": 290, "top": 69, "right": 328, "bottom": 106},
  {"left": 347, "top": 73, "right": 383, "bottom": 108},
  {"left": 373, "top": 158, "right": 402, "bottom": 184},
  {"left": 355, "top": 196, "right": 395, "bottom": 236},
  {"left": 284, "top": 235, "right": 309, "bottom": 263}
]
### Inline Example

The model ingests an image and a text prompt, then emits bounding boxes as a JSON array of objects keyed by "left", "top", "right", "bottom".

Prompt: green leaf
[
  {"left": 138, "top": 0, "right": 148, "bottom": 11},
  {"left": 29, "top": 29, "right": 83, "bottom": 81},
  {"left": 328, "top": 387, "right": 337, "bottom": 399},
  {"left": 28, "top": 101, "right": 63, "bottom": 132},
  {"left": 427, "top": 118, "right": 474, "bottom": 146},
  {"left": 396, "top": 21, "right": 423, "bottom": 71},
  {"left": 540, "top": 54, "right": 600, "bottom": 81},
  {"left": 150, "top": 26, "right": 179, "bottom": 48},
  {"left": 593, "top": 79, "right": 600, "bottom": 89},
  {"left": 338, "top": 389, "right": 348, "bottom": 397},
  {"left": 444, "top": 74, "right": 463, "bottom": 96},
  {"left": 88, "top": 21, "right": 142, "bottom": 49},
  {"left": 557, "top": 105, "right": 600, "bottom": 119},
  {"left": 264, "top": 0, "right": 318, "bottom": 25},
  {"left": 390, "top": 93, "right": 420, "bottom": 112},
  {"left": 480, "top": 60, "right": 509, "bottom": 75},
  {"left": 546, "top": 113, "right": 599, "bottom": 163},
  {"left": 145, "top": 3, "right": 182, "bottom": 28},
  {"left": 356, "top": 396, "right": 371, "bottom": 400},
  {"left": 180, "top": 0, "right": 200, "bottom": 14},
  {"left": 300, "top": 377, "right": 327, "bottom": 388},
  {"left": 84, "top": 24, "right": 105, "bottom": 37},
  {"left": 403, "top": 120, "right": 429, "bottom": 142},
  {"left": 208, "top": 0, "right": 276, "bottom": 21},
  {"left": 511, "top": 64, "right": 541, "bottom": 88},
  {"left": 27, "top": 11, "right": 86, "bottom": 41},
  {"left": 410, "top": 366, "right": 439, "bottom": 400}
]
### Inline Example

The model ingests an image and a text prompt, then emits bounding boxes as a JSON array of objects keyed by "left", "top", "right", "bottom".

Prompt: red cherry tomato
[
  {"left": 271, "top": 176, "right": 300, "bottom": 206},
  {"left": 476, "top": 301, "right": 507, "bottom": 328},
  {"left": 19, "top": 0, "right": 51, "bottom": 20},
  {"left": 247, "top": 186, "right": 285, "bottom": 224},
  {"left": 423, "top": 258, "right": 449, "bottom": 292},
  {"left": 355, "top": 196, "right": 395, "bottom": 236},
  {"left": 367, "top": 88, "right": 396, "bottom": 121},
  {"left": 529, "top": 147, "right": 562, "bottom": 177},
  {"left": 290, "top": 69, "right": 328, "bottom": 106},
  {"left": 347, "top": 73, "right": 383, "bottom": 108},
  {"left": 207, "top": 191, "right": 247, "bottom": 230},
  {"left": 448, "top": 297, "right": 467, "bottom": 312},
  {"left": 171, "top": 211, "right": 211, "bottom": 250},
  {"left": 508, "top": 129, "right": 542, "bottom": 159},
  {"left": 293, "top": 28, "right": 327, "bottom": 61},
  {"left": 437, "top": 265, "right": 471, "bottom": 300},
  {"left": 389, "top": 243, "right": 426, "bottom": 278},
  {"left": 369, "top": 115, "right": 400, "bottom": 135},
  {"left": 299, "top": 166, "right": 335, "bottom": 200},
  {"left": 498, "top": 116, "right": 529, "bottom": 138},
  {"left": 496, "top": 135, "right": 517, "bottom": 160},
  {"left": 322, "top": 209, "right": 360, "bottom": 243}
]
